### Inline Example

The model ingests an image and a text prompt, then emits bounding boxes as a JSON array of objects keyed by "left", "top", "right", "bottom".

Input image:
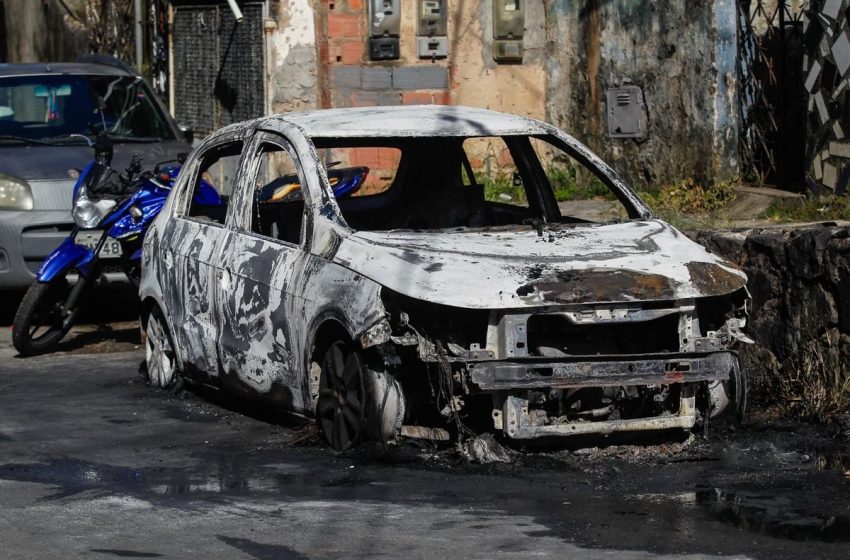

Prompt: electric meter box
[
  {"left": 493, "top": 0, "right": 524, "bottom": 63},
  {"left": 417, "top": 0, "right": 448, "bottom": 58},
  {"left": 369, "top": 0, "right": 401, "bottom": 60}
]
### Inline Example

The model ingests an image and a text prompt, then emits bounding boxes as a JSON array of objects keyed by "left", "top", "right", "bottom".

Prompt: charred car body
[{"left": 140, "top": 106, "right": 750, "bottom": 450}]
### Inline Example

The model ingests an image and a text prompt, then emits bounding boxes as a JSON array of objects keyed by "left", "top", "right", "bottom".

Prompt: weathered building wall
[
  {"left": 219, "top": 0, "right": 741, "bottom": 190},
  {"left": 310, "top": 0, "right": 546, "bottom": 117},
  {"left": 545, "top": 0, "right": 739, "bottom": 190},
  {"left": 268, "top": 0, "right": 319, "bottom": 113}
]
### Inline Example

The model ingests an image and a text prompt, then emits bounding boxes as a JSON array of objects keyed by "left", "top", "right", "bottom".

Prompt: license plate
[{"left": 76, "top": 231, "right": 123, "bottom": 258}]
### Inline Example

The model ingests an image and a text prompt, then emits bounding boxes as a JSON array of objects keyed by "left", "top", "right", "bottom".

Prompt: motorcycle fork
[{"left": 63, "top": 229, "right": 107, "bottom": 312}]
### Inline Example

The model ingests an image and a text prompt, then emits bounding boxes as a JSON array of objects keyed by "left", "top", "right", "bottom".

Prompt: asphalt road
[{"left": 0, "top": 341, "right": 848, "bottom": 560}]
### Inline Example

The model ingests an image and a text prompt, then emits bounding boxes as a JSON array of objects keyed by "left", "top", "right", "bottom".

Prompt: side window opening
[
  {"left": 529, "top": 136, "right": 627, "bottom": 223},
  {"left": 186, "top": 141, "right": 242, "bottom": 225},
  {"left": 249, "top": 142, "right": 304, "bottom": 246},
  {"left": 316, "top": 146, "right": 401, "bottom": 196}
]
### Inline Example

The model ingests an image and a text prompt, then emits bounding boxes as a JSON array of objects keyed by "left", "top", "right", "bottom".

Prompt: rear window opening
[{"left": 310, "top": 135, "right": 636, "bottom": 232}]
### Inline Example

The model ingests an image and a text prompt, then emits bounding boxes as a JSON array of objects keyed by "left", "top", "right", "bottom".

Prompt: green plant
[
  {"left": 640, "top": 178, "right": 737, "bottom": 214},
  {"left": 479, "top": 173, "right": 527, "bottom": 204},
  {"left": 546, "top": 166, "right": 612, "bottom": 202},
  {"left": 638, "top": 179, "right": 738, "bottom": 228},
  {"left": 477, "top": 166, "right": 614, "bottom": 206},
  {"left": 764, "top": 195, "right": 850, "bottom": 222}
]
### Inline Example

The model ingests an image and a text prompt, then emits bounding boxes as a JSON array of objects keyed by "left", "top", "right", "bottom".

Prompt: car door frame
[
  {"left": 162, "top": 125, "right": 253, "bottom": 380},
  {"left": 212, "top": 128, "right": 315, "bottom": 408}
]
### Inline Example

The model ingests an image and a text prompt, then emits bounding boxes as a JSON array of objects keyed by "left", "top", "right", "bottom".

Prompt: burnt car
[{"left": 139, "top": 106, "right": 751, "bottom": 451}]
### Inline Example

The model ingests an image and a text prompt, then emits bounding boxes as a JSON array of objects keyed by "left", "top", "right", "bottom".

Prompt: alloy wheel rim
[
  {"left": 146, "top": 316, "right": 174, "bottom": 387},
  {"left": 317, "top": 342, "right": 365, "bottom": 452}
]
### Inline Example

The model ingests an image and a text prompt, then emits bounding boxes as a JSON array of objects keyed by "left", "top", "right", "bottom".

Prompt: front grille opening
[
  {"left": 527, "top": 383, "right": 685, "bottom": 424},
  {"left": 527, "top": 314, "right": 680, "bottom": 356}
]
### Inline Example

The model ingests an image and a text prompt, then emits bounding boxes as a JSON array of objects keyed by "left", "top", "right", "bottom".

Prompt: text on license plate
[{"left": 76, "top": 232, "right": 123, "bottom": 258}]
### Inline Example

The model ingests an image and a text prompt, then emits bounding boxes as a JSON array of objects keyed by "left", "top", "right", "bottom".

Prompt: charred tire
[
  {"left": 12, "top": 278, "right": 78, "bottom": 356},
  {"left": 316, "top": 340, "right": 367, "bottom": 452},
  {"left": 364, "top": 368, "right": 406, "bottom": 446},
  {"left": 704, "top": 361, "right": 747, "bottom": 427},
  {"left": 726, "top": 360, "right": 747, "bottom": 424},
  {"left": 144, "top": 307, "right": 181, "bottom": 391}
]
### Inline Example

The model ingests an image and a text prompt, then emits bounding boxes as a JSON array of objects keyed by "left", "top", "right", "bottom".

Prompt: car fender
[
  {"left": 35, "top": 237, "right": 96, "bottom": 282},
  {"left": 139, "top": 228, "right": 189, "bottom": 372}
]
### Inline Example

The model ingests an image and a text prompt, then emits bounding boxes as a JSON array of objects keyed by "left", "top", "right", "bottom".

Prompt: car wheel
[
  {"left": 705, "top": 360, "right": 747, "bottom": 426},
  {"left": 727, "top": 360, "right": 747, "bottom": 424},
  {"left": 317, "top": 340, "right": 366, "bottom": 452},
  {"left": 145, "top": 307, "right": 180, "bottom": 390}
]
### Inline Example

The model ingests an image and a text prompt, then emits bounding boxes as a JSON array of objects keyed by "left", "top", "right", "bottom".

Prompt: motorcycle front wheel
[{"left": 12, "top": 278, "right": 80, "bottom": 356}]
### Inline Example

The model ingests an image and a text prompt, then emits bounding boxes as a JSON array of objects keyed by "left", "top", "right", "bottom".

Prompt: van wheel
[{"left": 316, "top": 340, "right": 366, "bottom": 452}]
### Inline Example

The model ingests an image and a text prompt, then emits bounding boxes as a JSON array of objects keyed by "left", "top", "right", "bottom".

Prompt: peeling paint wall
[
  {"left": 315, "top": 0, "right": 547, "bottom": 116},
  {"left": 545, "top": 0, "right": 739, "bottom": 189},
  {"left": 259, "top": 0, "right": 739, "bottom": 189},
  {"left": 269, "top": 0, "right": 319, "bottom": 112}
]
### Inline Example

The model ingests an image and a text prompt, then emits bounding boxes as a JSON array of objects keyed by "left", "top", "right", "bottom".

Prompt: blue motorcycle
[
  {"left": 12, "top": 135, "right": 368, "bottom": 356},
  {"left": 11, "top": 134, "right": 215, "bottom": 356}
]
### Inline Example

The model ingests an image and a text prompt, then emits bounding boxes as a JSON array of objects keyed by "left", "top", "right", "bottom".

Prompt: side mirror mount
[{"left": 177, "top": 123, "right": 194, "bottom": 144}]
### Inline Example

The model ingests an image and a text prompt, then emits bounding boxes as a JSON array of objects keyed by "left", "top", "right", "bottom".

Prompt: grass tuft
[{"left": 764, "top": 195, "right": 850, "bottom": 222}]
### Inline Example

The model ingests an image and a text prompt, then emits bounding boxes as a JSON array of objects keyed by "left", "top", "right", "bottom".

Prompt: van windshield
[{"left": 0, "top": 74, "right": 174, "bottom": 143}]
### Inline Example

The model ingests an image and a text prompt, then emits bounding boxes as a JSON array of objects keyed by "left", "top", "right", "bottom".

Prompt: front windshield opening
[
  {"left": 310, "top": 135, "right": 634, "bottom": 232},
  {"left": 0, "top": 74, "right": 174, "bottom": 142}
]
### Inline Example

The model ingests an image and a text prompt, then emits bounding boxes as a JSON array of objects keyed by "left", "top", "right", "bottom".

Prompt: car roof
[
  {"left": 265, "top": 105, "right": 552, "bottom": 138},
  {"left": 0, "top": 62, "right": 133, "bottom": 78}
]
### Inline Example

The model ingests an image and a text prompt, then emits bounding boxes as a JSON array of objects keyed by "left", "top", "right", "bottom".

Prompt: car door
[
  {"left": 215, "top": 131, "right": 307, "bottom": 406},
  {"left": 163, "top": 133, "right": 247, "bottom": 377}
]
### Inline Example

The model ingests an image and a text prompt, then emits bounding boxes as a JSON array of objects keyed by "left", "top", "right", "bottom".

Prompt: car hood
[
  {"left": 333, "top": 220, "right": 747, "bottom": 309},
  {"left": 0, "top": 141, "right": 190, "bottom": 181}
]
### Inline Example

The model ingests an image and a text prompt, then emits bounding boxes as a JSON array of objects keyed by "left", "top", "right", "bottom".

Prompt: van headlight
[{"left": 0, "top": 173, "right": 34, "bottom": 211}]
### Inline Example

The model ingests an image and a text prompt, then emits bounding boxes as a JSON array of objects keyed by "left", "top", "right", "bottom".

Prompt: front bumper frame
[
  {"left": 465, "top": 351, "right": 737, "bottom": 439},
  {"left": 498, "top": 393, "right": 697, "bottom": 439},
  {"left": 466, "top": 351, "right": 737, "bottom": 391}
]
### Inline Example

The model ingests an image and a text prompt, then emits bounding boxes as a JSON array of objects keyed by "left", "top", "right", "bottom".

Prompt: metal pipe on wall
[
  {"left": 226, "top": 0, "right": 244, "bottom": 22},
  {"left": 167, "top": 2, "right": 175, "bottom": 114}
]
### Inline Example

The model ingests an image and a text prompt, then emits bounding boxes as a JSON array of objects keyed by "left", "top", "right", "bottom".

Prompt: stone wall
[{"left": 694, "top": 224, "right": 850, "bottom": 419}]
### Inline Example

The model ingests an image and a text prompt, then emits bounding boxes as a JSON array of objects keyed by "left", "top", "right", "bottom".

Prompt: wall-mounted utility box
[
  {"left": 493, "top": 0, "right": 524, "bottom": 63},
  {"left": 417, "top": 37, "right": 448, "bottom": 58},
  {"left": 369, "top": 0, "right": 401, "bottom": 61},
  {"left": 417, "top": 0, "right": 447, "bottom": 58},
  {"left": 606, "top": 86, "right": 647, "bottom": 139},
  {"left": 370, "top": 37, "right": 400, "bottom": 61}
]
